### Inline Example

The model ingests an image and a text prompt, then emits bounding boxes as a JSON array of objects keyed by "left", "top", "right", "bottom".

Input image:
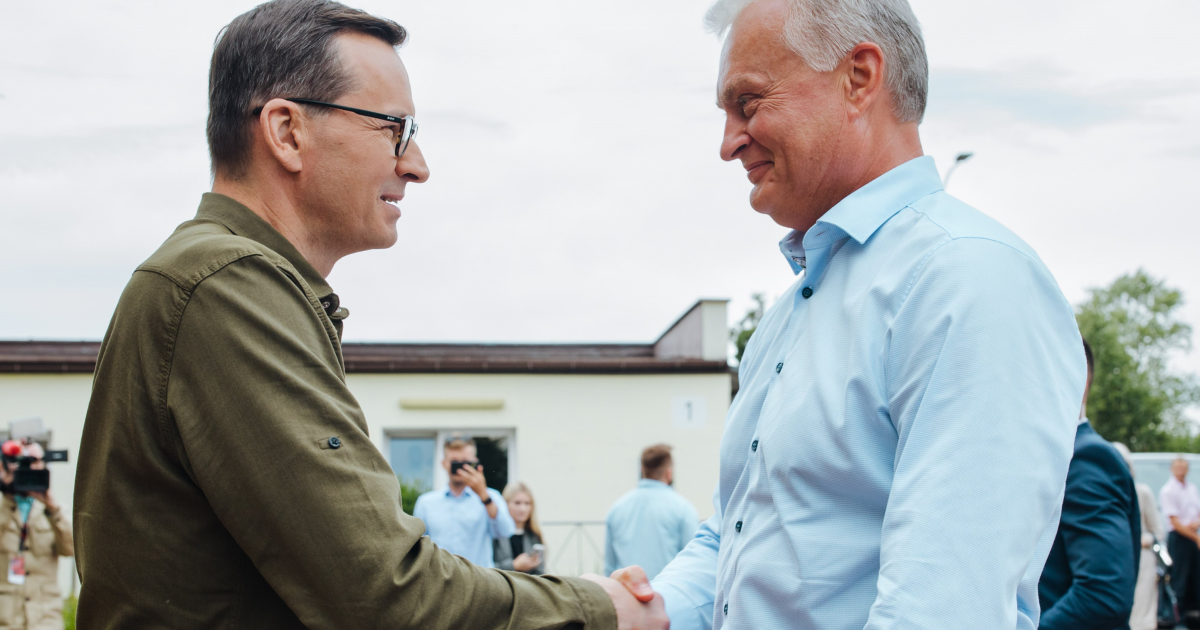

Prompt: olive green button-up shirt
[{"left": 74, "top": 193, "right": 617, "bottom": 630}]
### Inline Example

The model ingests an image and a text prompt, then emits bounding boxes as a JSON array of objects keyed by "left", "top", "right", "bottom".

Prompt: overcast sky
[{"left": 2, "top": 0, "right": 1199, "bottom": 383}]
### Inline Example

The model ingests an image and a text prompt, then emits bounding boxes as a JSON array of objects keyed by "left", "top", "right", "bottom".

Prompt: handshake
[{"left": 582, "top": 566, "right": 670, "bottom": 630}]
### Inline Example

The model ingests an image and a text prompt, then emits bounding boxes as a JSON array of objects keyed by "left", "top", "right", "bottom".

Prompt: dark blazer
[{"left": 1038, "top": 421, "right": 1141, "bottom": 630}]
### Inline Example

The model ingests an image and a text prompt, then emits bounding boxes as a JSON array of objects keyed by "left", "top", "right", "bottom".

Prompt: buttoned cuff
[{"left": 564, "top": 577, "right": 619, "bottom": 630}]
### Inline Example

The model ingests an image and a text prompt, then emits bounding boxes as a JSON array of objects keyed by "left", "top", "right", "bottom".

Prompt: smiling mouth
[
  {"left": 745, "top": 161, "right": 772, "bottom": 182},
  {"left": 380, "top": 195, "right": 403, "bottom": 207}
]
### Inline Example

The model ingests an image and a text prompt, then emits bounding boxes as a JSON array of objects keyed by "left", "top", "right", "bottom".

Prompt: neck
[
  {"left": 793, "top": 122, "right": 922, "bottom": 233},
  {"left": 448, "top": 482, "right": 467, "bottom": 496},
  {"left": 212, "top": 174, "right": 340, "bottom": 277}
]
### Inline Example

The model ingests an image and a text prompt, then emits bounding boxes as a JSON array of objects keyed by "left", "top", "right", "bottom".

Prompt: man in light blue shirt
[
  {"left": 609, "top": 1, "right": 1086, "bottom": 629},
  {"left": 413, "top": 436, "right": 514, "bottom": 568},
  {"left": 605, "top": 444, "right": 700, "bottom": 579}
]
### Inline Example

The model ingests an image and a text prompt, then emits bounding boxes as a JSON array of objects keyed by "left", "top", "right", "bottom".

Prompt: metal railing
[{"left": 540, "top": 520, "right": 605, "bottom": 577}]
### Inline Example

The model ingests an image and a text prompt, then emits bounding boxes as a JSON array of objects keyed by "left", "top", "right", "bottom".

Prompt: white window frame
[{"left": 385, "top": 427, "right": 517, "bottom": 492}]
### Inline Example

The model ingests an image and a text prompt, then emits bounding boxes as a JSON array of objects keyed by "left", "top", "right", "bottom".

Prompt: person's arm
[
  {"left": 650, "top": 486, "right": 722, "bottom": 630},
  {"left": 1039, "top": 444, "right": 1137, "bottom": 630},
  {"left": 1138, "top": 486, "right": 1162, "bottom": 546},
  {"left": 35, "top": 492, "right": 73, "bottom": 558},
  {"left": 866, "top": 238, "right": 1084, "bottom": 630},
  {"left": 1170, "top": 516, "right": 1199, "bottom": 543},
  {"left": 168, "top": 256, "right": 617, "bottom": 630},
  {"left": 488, "top": 490, "right": 516, "bottom": 540},
  {"left": 676, "top": 501, "right": 700, "bottom": 556}
]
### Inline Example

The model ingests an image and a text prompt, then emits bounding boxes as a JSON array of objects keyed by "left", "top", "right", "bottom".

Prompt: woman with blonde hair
[{"left": 493, "top": 482, "right": 545, "bottom": 574}]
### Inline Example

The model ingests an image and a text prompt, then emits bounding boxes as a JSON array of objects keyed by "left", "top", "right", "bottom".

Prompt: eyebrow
[{"left": 717, "top": 72, "right": 766, "bottom": 109}]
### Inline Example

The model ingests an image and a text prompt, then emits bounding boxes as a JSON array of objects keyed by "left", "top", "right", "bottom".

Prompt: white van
[{"left": 1128, "top": 452, "right": 1200, "bottom": 499}]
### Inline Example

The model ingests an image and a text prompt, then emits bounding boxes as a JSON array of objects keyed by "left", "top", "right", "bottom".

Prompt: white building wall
[{"left": 2, "top": 368, "right": 729, "bottom": 585}]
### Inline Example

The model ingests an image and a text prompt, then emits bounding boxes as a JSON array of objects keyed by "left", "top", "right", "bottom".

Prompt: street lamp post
[{"left": 942, "top": 152, "right": 974, "bottom": 190}]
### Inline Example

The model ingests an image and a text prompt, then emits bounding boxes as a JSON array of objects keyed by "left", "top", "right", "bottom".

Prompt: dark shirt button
[
  {"left": 735, "top": 520, "right": 743, "bottom": 532},
  {"left": 751, "top": 440, "right": 758, "bottom": 452},
  {"left": 802, "top": 287, "right": 813, "bottom": 299},
  {"left": 328, "top": 436, "right": 341, "bottom": 449},
  {"left": 724, "top": 603, "right": 728, "bottom": 615},
  {"left": 775, "top": 362, "right": 783, "bottom": 373}
]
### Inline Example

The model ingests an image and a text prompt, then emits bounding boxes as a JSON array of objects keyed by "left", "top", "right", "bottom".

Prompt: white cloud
[{"left": 1, "top": 0, "right": 1198, "bottom": 391}]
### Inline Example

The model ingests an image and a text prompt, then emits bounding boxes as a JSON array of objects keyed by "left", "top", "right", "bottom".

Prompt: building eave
[{"left": 0, "top": 341, "right": 730, "bottom": 375}]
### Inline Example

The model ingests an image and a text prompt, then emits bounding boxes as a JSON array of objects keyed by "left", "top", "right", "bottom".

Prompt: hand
[
  {"left": 455, "top": 463, "right": 489, "bottom": 498},
  {"left": 610, "top": 565, "right": 656, "bottom": 603},
  {"left": 581, "top": 573, "right": 669, "bottom": 630},
  {"left": 512, "top": 553, "right": 539, "bottom": 572},
  {"left": 27, "top": 489, "right": 57, "bottom": 512}
]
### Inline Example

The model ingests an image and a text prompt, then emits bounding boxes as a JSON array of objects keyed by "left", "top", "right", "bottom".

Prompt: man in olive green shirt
[{"left": 73, "top": 2, "right": 666, "bottom": 629}]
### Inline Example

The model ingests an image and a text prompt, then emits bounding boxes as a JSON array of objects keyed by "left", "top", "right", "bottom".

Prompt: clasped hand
[{"left": 581, "top": 565, "right": 669, "bottom": 630}]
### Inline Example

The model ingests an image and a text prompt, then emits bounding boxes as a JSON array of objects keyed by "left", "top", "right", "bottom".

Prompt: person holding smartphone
[
  {"left": 495, "top": 482, "right": 546, "bottom": 575},
  {"left": 412, "top": 436, "right": 514, "bottom": 568}
]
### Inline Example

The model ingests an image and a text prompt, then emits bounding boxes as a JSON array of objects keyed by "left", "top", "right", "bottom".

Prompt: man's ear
[
  {"left": 842, "top": 41, "right": 886, "bottom": 120},
  {"left": 256, "top": 98, "right": 307, "bottom": 173}
]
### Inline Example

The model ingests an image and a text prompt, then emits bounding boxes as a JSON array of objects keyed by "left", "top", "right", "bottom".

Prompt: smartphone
[
  {"left": 449, "top": 460, "right": 477, "bottom": 476},
  {"left": 531, "top": 543, "right": 545, "bottom": 558}
]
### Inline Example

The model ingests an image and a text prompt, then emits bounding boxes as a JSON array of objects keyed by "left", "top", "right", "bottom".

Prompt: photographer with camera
[
  {"left": 412, "top": 436, "right": 514, "bottom": 568},
  {"left": 0, "top": 440, "right": 73, "bottom": 630}
]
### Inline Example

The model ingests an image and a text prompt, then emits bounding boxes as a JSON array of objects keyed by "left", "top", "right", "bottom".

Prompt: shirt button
[
  {"left": 802, "top": 287, "right": 813, "bottom": 299},
  {"left": 735, "top": 521, "right": 743, "bottom": 532},
  {"left": 328, "top": 436, "right": 342, "bottom": 449},
  {"left": 751, "top": 439, "right": 758, "bottom": 452},
  {"left": 775, "top": 362, "right": 783, "bottom": 373}
]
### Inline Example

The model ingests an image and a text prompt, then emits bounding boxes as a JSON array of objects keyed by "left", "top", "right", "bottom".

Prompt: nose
[
  {"left": 720, "top": 113, "right": 751, "bottom": 162},
  {"left": 398, "top": 140, "right": 430, "bottom": 183}
]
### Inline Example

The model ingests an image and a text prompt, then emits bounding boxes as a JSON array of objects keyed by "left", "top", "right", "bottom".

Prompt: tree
[
  {"left": 1076, "top": 269, "right": 1200, "bottom": 451},
  {"left": 730, "top": 293, "right": 767, "bottom": 365}
]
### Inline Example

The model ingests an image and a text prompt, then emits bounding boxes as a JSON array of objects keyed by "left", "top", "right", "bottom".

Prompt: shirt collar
[
  {"left": 445, "top": 485, "right": 479, "bottom": 499},
  {"left": 195, "top": 193, "right": 336, "bottom": 301},
  {"left": 780, "top": 156, "right": 943, "bottom": 274},
  {"left": 638, "top": 478, "right": 669, "bottom": 490}
]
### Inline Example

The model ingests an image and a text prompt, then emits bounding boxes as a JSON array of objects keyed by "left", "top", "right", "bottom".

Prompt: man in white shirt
[{"left": 1161, "top": 458, "right": 1200, "bottom": 618}]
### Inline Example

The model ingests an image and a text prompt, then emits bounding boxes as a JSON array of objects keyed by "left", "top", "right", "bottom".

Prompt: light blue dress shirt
[
  {"left": 652, "top": 156, "right": 1084, "bottom": 630},
  {"left": 413, "top": 485, "right": 514, "bottom": 568},
  {"left": 605, "top": 479, "right": 701, "bottom": 579}
]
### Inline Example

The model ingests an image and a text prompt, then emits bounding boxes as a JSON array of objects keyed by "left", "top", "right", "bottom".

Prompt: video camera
[{"left": 0, "top": 418, "right": 68, "bottom": 495}]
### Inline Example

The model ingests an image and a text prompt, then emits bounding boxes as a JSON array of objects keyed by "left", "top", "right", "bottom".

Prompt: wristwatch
[{"left": 480, "top": 495, "right": 493, "bottom": 506}]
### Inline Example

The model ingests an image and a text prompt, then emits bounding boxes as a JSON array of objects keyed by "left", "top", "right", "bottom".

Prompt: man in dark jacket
[{"left": 1039, "top": 339, "right": 1140, "bottom": 629}]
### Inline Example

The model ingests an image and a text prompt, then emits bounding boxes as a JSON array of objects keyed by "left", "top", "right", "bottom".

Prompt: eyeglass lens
[{"left": 397, "top": 117, "right": 417, "bottom": 158}]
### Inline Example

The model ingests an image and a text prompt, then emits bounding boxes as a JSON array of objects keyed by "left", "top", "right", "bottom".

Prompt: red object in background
[{"left": 0, "top": 441, "right": 22, "bottom": 458}]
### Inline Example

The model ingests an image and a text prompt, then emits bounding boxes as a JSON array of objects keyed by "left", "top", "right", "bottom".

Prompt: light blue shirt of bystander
[
  {"left": 413, "top": 485, "right": 514, "bottom": 569},
  {"left": 605, "top": 478, "right": 700, "bottom": 579},
  {"left": 651, "top": 156, "right": 1085, "bottom": 630}
]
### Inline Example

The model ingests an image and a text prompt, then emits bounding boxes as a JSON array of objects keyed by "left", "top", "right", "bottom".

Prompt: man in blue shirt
[
  {"left": 413, "top": 436, "right": 514, "bottom": 568},
  {"left": 1038, "top": 339, "right": 1140, "bottom": 629},
  {"left": 609, "top": 1, "right": 1085, "bottom": 629},
  {"left": 605, "top": 444, "right": 700, "bottom": 579}
]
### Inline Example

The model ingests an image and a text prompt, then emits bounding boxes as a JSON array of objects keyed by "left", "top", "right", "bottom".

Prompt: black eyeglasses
[{"left": 251, "top": 97, "right": 418, "bottom": 158}]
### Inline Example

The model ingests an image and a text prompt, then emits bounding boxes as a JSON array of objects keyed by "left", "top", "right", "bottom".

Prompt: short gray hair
[{"left": 706, "top": 0, "right": 928, "bottom": 123}]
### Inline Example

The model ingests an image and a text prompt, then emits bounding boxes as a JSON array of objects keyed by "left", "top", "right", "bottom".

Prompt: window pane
[
  {"left": 390, "top": 437, "right": 435, "bottom": 492},
  {"left": 474, "top": 436, "right": 508, "bottom": 493}
]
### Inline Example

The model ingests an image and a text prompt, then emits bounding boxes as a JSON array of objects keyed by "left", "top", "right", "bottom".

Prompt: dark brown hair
[
  {"left": 641, "top": 443, "right": 674, "bottom": 480},
  {"left": 207, "top": 0, "right": 406, "bottom": 178}
]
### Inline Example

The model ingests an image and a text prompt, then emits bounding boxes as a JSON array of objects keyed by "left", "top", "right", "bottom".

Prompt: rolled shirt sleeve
[
  {"left": 168, "top": 255, "right": 616, "bottom": 630},
  {"left": 867, "top": 238, "right": 1084, "bottom": 629}
]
